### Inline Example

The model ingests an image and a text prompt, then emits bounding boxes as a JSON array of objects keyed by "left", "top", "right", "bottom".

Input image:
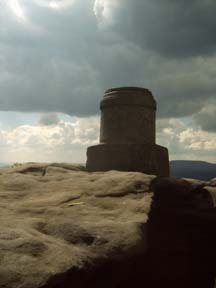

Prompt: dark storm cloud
[
  {"left": 0, "top": 0, "right": 103, "bottom": 115},
  {"left": 193, "top": 101, "right": 216, "bottom": 132},
  {"left": 106, "top": 0, "right": 216, "bottom": 58},
  {"left": 0, "top": 0, "right": 215, "bottom": 132},
  {"left": 0, "top": 0, "right": 147, "bottom": 115}
]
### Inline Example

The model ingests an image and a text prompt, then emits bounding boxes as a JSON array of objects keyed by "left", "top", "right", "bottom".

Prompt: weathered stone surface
[
  {"left": 100, "top": 87, "right": 156, "bottom": 144},
  {"left": 210, "top": 177, "right": 216, "bottom": 187},
  {"left": 1, "top": 164, "right": 216, "bottom": 288},
  {"left": 0, "top": 163, "right": 154, "bottom": 288},
  {"left": 87, "top": 87, "right": 169, "bottom": 176},
  {"left": 87, "top": 143, "right": 169, "bottom": 177}
]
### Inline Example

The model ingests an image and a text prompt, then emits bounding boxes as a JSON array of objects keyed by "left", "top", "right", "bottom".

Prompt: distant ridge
[{"left": 170, "top": 160, "right": 216, "bottom": 181}]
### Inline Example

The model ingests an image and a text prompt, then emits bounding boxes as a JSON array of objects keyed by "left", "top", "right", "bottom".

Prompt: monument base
[{"left": 86, "top": 143, "right": 169, "bottom": 177}]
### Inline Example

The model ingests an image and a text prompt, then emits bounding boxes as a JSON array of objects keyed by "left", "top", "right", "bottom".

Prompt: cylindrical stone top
[{"left": 100, "top": 87, "right": 157, "bottom": 144}]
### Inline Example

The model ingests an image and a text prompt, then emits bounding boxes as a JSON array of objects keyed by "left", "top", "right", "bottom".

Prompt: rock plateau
[{"left": 0, "top": 163, "right": 215, "bottom": 288}]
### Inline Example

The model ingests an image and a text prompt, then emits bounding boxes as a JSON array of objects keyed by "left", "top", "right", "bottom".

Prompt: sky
[{"left": 0, "top": 0, "right": 215, "bottom": 164}]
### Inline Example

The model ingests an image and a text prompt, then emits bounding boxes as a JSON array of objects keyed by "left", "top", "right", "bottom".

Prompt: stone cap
[{"left": 100, "top": 87, "right": 156, "bottom": 110}]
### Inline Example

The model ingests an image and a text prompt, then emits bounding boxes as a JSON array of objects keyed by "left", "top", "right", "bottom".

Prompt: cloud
[
  {"left": 39, "top": 113, "right": 60, "bottom": 126},
  {"left": 0, "top": 0, "right": 215, "bottom": 139},
  {"left": 96, "top": 0, "right": 216, "bottom": 58},
  {"left": 0, "top": 116, "right": 99, "bottom": 163},
  {"left": 193, "top": 102, "right": 216, "bottom": 132},
  {"left": 157, "top": 118, "right": 216, "bottom": 162},
  {"left": 34, "top": 0, "right": 75, "bottom": 10},
  {"left": 93, "top": 0, "right": 121, "bottom": 29},
  {"left": 8, "top": 0, "right": 26, "bottom": 21}
]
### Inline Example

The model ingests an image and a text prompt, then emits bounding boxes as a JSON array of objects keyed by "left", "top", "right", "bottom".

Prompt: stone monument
[{"left": 86, "top": 87, "right": 169, "bottom": 176}]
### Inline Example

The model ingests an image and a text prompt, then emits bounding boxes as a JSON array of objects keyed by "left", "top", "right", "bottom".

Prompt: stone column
[{"left": 86, "top": 87, "right": 169, "bottom": 177}]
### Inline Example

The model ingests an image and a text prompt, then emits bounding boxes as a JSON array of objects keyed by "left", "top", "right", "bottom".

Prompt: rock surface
[
  {"left": 0, "top": 163, "right": 155, "bottom": 288},
  {"left": 0, "top": 163, "right": 215, "bottom": 288},
  {"left": 148, "top": 177, "right": 216, "bottom": 288}
]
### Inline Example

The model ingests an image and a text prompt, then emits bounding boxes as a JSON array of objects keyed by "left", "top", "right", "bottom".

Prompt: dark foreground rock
[
  {"left": 0, "top": 163, "right": 215, "bottom": 288},
  {"left": 148, "top": 177, "right": 216, "bottom": 288}
]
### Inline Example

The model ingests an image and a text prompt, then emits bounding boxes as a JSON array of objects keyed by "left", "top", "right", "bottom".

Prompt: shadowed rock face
[
  {"left": 86, "top": 87, "right": 169, "bottom": 177},
  {"left": 148, "top": 177, "right": 216, "bottom": 288}
]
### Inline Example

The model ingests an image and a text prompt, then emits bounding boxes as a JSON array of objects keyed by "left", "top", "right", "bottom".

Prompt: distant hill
[{"left": 170, "top": 160, "right": 216, "bottom": 181}]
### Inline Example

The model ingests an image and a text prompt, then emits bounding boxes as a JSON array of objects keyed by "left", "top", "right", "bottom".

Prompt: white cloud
[
  {"left": 178, "top": 129, "right": 216, "bottom": 151},
  {"left": 0, "top": 116, "right": 99, "bottom": 163},
  {"left": 157, "top": 118, "right": 216, "bottom": 162},
  {"left": 33, "top": 0, "right": 75, "bottom": 10},
  {"left": 93, "top": 0, "right": 121, "bottom": 29},
  {"left": 8, "top": 0, "right": 26, "bottom": 21}
]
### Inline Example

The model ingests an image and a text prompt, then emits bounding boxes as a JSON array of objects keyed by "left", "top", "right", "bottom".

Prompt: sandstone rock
[
  {"left": 1, "top": 164, "right": 215, "bottom": 288},
  {"left": 8, "top": 162, "right": 86, "bottom": 176},
  {"left": 209, "top": 178, "right": 216, "bottom": 187},
  {"left": 182, "top": 177, "right": 208, "bottom": 188},
  {"left": 0, "top": 163, "right": 152, "bottom": 288}
]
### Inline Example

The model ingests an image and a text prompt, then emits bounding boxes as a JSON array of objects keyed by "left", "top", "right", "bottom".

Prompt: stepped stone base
[{"left": 86, "top": 143, "right": 169, "bottom": 177}]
